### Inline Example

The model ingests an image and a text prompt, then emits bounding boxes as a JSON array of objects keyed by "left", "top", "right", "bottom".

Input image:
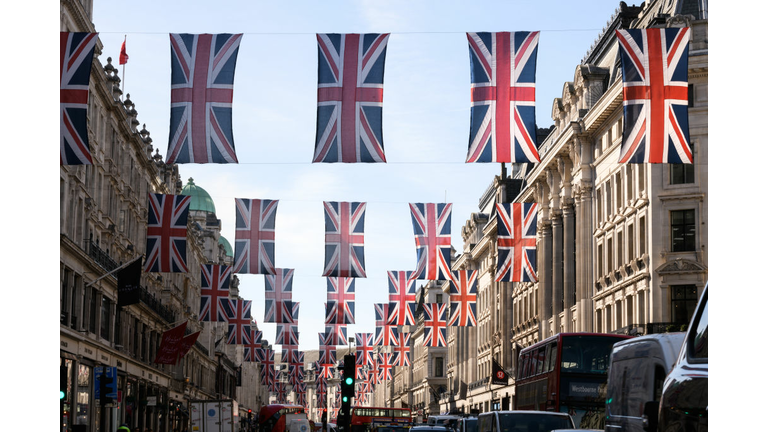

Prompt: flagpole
[
  {"left": 86, "top": 255, "right": 143, "bottom": 287},
  {"left": 121, "top": 35, "right": 126, "bottom": 97}
]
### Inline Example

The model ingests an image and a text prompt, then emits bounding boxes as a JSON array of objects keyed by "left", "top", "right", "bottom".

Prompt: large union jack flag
[
  {"left": 448, "top": 270, "right": 478, "bottom": 326},
  {"left": 387, "top": 271, "right": 418, "bottom": 325},
  {"left": 145, "top": 194, "right": 191, "bottom": 273},
  {"left": 322, "top": 202, "right": 367, "bottom": 277},
  {"left": 616, "top": 28, "right": 692, "bottom": 164},
  {"left": 235, "top": 199, "right": 278, "bottom": 275},
  {"left": 60, "top": 32, "right": 98, "bottom": 166},
  {"left": 409, "top": 203, "right": 453, "bottom": 281},
  {"left": 264, "top": 268, "right": 294, "bottom": 322},
  {"left": 495, "top": 203, "right": 538, "bottom": 282},
  {"left": 220, "top": 298, "right": 252, "bottom": 345},
  {"left": 355, "top": 333, "right": 374, "bottom": 366},
  {"left": 199, "top": 264, "right": 231, "bottom": 321},
  {"left": 393, "top": 332, "right": 411, "bottom": 367},
  {"left": 167, "top": 33, "right": 242, "bottom": 164},
  {"left": 325, "top": 278, "right": 356, "bottom": 325},
  {"left": 314, "top": 33, "right": 390, "bottom": 163},
  {"left": 466, "top": 32, "right": 541, "bottom": 163},
  {"left": 243, "top": 327, "right": 263, "bottom": 362},
  {"left": 423, "top": 303, "right": 448, "bottom": 347}
]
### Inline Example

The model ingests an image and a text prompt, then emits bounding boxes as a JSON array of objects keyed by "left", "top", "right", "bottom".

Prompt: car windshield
[{"left": 496, "top": 413, "right": 572, "bottom": 432}]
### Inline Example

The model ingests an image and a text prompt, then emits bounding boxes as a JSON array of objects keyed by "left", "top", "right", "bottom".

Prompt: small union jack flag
[
  {"left": 466, "top": 31, "right": 541, "bottom": 163},
  {"left": 288, "top": 364, "right": 304, "bottom": 386},
  {"left": 325, "top": 278, "right": 356, "bottom": 325},
  {"left": 378, "top": 353, "right": 393, "bottom": 381},
  {"left": 314, "top": 33, "right": 390, "bottom": 163},
  {"left": 495, "top": 203, "right": 538, "bottom": 282},
  {"left": 393, "top": 332, "right": 411, "bottom": 367},
  {"left": 355, "top": 333, "right": 374, "bottom": 366},
  {"left": 374, "top": 324, "right": 398, "bottom": 347},
  {"left": 367, "top": 366, "right": 380, "bottom": 386},
  {"left": 387, "top": 271, "right": 418, "bottom": 325},
  {"left": 374, "top": 303, "right": 390, "bottom": 326},
  {"left": 220, "top": 298, "right": 252, "bottom": 345},
  {"left": 317, "top": 362, "right": 336, "bottom": 380},
  {"left": 324, "top": 323, "right": 347, "bottom": 346},
  {"left": 355, "top": 363, "right": 367, "bottom": 380},
  {"left": 616, "top": 28, "right": 692, "bottom": 163},
  {"left": 199, "top": 264, "right": 231, "bottom": 322},
  {"left": 235, "top": 199, "right": 278, "bottom": 275},
  {"left": 409, "top": 203, "right": 453, "bottom": 281},
  {"left": 423, "top": 303, "right": 448, "bottom": 347},
  {"left": 448, "top": 270, "right": 478, "bottom": 326},
  {"left": 60, "top": 32, "right": 98, "bottom": 165},
  {"left": 259, "top": 347, "right": 275, "bottom": 381},
  {"left": 167, "top": 33, "right": 242, "bottom": 164},
  {"left": 275, "top": 324, "right": 299, "bottom": 346},
  {"left": 322, "top": 202, "right": 367, "bottom": 277},
  {"left": 243, "top": 327, "right": 263, "bottom": 362},
  {"left": 144, "top": 194, "right": 191, "bottom": 273},
  {"left": 264, "top": 268, "right": 294, "bottom": 323},
  {"left": 318, "top": 333, "right": 337, "bottom": 365}
]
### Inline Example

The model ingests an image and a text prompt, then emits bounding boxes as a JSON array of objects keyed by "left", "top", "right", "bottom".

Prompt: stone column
[
  {"left": 539, "top": 220, "right": 553, "bottom": 338},
  {"left": 551, "top": 211, "right": 563, "bottom": 333},
  {"left": 563, "top": 203, "right": 576, "bottom": 331}
]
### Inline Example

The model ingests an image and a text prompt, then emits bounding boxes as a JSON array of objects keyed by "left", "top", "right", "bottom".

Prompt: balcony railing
[
  {"left": 138, "top": 286, "right": 176, "bottom": 324},
  {"left": 88, "top": 240, "right": 119, "bottom": 273},
  {"left": 468, "top": 379, "right": 486, "bottom": 392}
]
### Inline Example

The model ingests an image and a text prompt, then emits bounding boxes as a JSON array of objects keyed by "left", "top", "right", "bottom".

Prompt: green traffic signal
[
  {"left": 342, "top": 396, "right": 349, "bottom": 403},
  {"left": 60, "top": 390, "right": 66, "bottom": 400},
  {"left": 345, "top": 376, "right": 354, "bottom": 386}
]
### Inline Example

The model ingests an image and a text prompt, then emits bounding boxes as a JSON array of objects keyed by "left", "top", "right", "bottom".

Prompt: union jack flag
[
  {"left": 374, "top": 303, "right": 390, "bottom": 326},
  {"left": 324, "top": 323, "right": 347, "bottom": 346},
  {"left": 275, "top": 324, "right": 299, "bottom": 346},
  {"left": 374, "top": 324, "right": 398, "bottom": 346},
  {"left": 448, "top": 270, "right": 478, "bottom": 326},
  {"left": 288, "top": 348, "right": 304, "bottom": 367},
  {"left": 235, "top": 199, "right": 278, "bottom": 275},
  {"left": 423, "top": 303, "right": 447, "bottom": 347},
  {"left": 495, "top": 203, "right": 538, "bottom": 282},
  {"left": 144, "top": 194, "right": 191, "bottom": 273},
  {"left": 393, "top": 332, "right": 411, "bottom": 367},
  {"left": 314, "top": 33, "right": 390, "bottom": 163},
  {"left": 409, "top": 203, "right": 453, "bottom": 281},
  {"left": 295, "top": 389, "right": 307, "bottom": 407},
  {"left": 220, "top": 299, "right": 252, "bottom": 345},
  {"left": 325, "top": 278, "right": 356, "bottom": 325},
  {"left": 60, "top": 32, "right": 97, "bottom": 165},
  {"left": 167, "top": 33, "right": 242, "bottom": 164},
  {"left": 616, "top": 28, "right": 692, "bottom": 164},
  {"left": 355, "top": 333, "right": 374, "bottom": 366},
  {"left": 466, "top": 31, "right": 541, "bottom": 163},
  {"left": 318, "top": 333, "right": 337, "bottom": 365},
  {"left": 367, "top": 367, "right": 380, "bottom": 386},
  {"left": 317, "top": 362, "right": 336, "bottom": 380},
  {"left": 387, "top": 271, "right": 418, "bottom": 325},
  {"left": 378, "top": 353, "right": 393, "bottom": 381},
  {"left": 199, "top": 264, "right": 231, "bottom": 321},
  {"left": 355, "top": 363, "right": 367, "bottom": 380},
  {"left": 288, "top": 364, "right": 304, "bottom": 386},
  {"left": 264, "top": 268, "right": 294, "bottom": 322},
  {"left": 322, "top": 202, "right": 367, "bottom": 277},
  {"left": 259, "top": 348, "right": 275, "bottom": 383},
  {"left": 243, "top": 327, "right": 263, "bottom": 362}
]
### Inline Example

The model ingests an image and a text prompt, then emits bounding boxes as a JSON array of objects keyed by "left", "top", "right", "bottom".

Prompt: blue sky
[{"left": 89, "top": 0, "right": 634, "bottom": 351}]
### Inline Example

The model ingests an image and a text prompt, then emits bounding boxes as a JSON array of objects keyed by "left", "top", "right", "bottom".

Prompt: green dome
[
  {"left": 219, "top": 236, "right": 233, "bottom": 257},
  {"left": 181, "top": 178, "right": 216, "bottom": 214}
]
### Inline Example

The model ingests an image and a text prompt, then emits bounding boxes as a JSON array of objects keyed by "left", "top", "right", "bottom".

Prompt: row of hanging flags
[{"left": 61, "top": 28, "right": 693, "bottom": 166}]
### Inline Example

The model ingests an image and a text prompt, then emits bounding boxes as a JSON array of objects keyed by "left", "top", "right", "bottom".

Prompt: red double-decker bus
[
  {"left": 349, "top": 407, "right": 412, "bottom": 432},
  {"left": 514, "top": 333, "right": 632, "bottom": 429},
  {"left": 258, "top": 404, "right": 307, "bottom": 432}
]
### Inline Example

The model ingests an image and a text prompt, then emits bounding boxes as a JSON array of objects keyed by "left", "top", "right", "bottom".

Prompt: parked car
[
  {"left": 477, "top": 411, "right": 574, "bottom": 432},
  {"left": 657, "top": 284, "right": 708, "bottom": 432},
  {"left": 411, "top": 426, "right": 453, "bottom": 432},
  {"left": 605, "top": 332, "right": 686, "bottom": 431}
]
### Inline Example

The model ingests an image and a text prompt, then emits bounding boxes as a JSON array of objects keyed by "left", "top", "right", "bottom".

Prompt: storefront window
[{"left": 76, "top": 364, "right": 91, "bottom": 426}]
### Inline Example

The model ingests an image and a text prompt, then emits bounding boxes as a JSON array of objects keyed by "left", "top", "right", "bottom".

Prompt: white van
[{"left": 604, "top": 332, "right": 685, "bottom": 432}]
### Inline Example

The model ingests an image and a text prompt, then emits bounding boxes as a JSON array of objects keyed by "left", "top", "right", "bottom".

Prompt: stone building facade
[{"left": 59, "top": 2, "right": 261, "bottom": 431}]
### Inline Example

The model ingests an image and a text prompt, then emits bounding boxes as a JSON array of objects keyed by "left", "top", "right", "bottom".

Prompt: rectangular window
[
  {"left": 435, "top": 357, "right": 444, "bottom": 377},
  {"left": 61, "top": 268, "right": 71, "bottom": 325},
  {"left": 616, "top": 174, "right": 623, "bottom": 210},
  {"left": 671, "top": 210, "right": 696, "bottom": 252},
  {"left": 100, "top": 296, "right": 111, "bottom": 341},
  {"left": 617, "top": 232, "right": 623, "bottom": 267},
  {"left": 670, "top": 144, "right": 695, "bottom": 184},
  {"left": 607, "top": 238, "right": 613, "bottom": 272},
  {"left": 596, "top": 189, "right": 602, "bottom": 223},
  {"left": 436, "top": 293, "right": 443, "bottom": 304},
  {"left": 671, "top": 285, "right": 699, "bottom": 325},
  {"left": 606, "top": 181, "right": 612, "bottom": 218},
  {"left": 688, "top": 84, "right": 694, "bottom": 107},
  {"left": 639, "top": 216, "right": 647, "bottom": 256},
  {"left": 628, "top": 225, "right": 634, "bottom": 261},
  {"left": 627, "top": 164, "right": 633, "bottom": 202},
  {"left": 88, "top": 288, "right": 98, "bottom": 334}
]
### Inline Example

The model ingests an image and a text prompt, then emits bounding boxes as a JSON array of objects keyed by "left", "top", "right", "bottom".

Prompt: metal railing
[
  {"left": 138, "top": 286, "right": 176, "bottom": 324},
  {"left": 88, "top": 240, "right": 119, "bottom": 273}
]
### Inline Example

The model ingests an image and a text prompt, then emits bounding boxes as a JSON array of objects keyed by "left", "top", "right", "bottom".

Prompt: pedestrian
[{"left": 117, "top": 424, "right": 131, "bottom": 432}]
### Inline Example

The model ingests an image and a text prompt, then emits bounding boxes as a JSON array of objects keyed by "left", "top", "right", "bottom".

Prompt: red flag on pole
[
  {"left": 119, "top": 36, "right": 129, "bottom": 65},
  {"left": 176, "top": 331, "right": 201, "bottom": 360},
  {"left": 154, "top": 321, "right": 187, "bottom": 364}
]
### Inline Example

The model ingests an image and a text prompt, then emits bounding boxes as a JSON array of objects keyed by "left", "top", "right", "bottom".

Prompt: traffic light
[
  {"left": 60, "top": 364, "right": 68, "bottom": 400},
  {"left": 340, "top": 354, "right": 355, "bottom": 425},
  {"left": 248, "top": 409, "right": 253, "bottom": 421},
  {"left": 99, "top": 373, "right": 114, "bottom": 405}
]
